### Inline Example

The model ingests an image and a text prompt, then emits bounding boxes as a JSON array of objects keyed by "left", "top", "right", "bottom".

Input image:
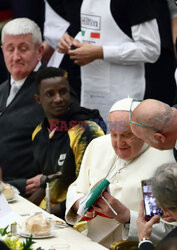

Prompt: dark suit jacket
[
  {"left": 139, "top": 227, "right": 177, "bottom": 250},
  {"left": 0, "top": 71, "right": 44, "bottom": 195}
]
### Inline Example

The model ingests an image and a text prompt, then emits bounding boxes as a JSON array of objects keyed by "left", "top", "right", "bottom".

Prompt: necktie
[{"left": 6, "top": 82, "right": 19, "bottom": 106}]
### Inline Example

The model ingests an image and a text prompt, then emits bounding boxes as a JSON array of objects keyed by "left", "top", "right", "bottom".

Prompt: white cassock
[{"left": 66, "top": 134, "right": 176, "bottom": 248}]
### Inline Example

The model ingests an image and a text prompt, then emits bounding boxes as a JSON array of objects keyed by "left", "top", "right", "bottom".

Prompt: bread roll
[
  {"left": 25, "top": 213, "right": 50, "bottom": 236},
  {"left": 2, "top": 183, "right": 15, "bottom": 200}
]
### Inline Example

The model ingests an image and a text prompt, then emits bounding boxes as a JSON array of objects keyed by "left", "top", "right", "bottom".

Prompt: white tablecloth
[{"left": 9, "top": 195, "right": 107, "bottom": 250}]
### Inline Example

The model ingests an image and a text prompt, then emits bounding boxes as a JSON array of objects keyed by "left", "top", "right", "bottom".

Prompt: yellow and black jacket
[{"left": 32, "top": 103, "right": 105, "bottom": 214}]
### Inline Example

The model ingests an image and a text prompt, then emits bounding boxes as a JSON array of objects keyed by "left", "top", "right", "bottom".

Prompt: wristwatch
[{"left": 138, "top": 238, "right": 152, "bottom": 248}]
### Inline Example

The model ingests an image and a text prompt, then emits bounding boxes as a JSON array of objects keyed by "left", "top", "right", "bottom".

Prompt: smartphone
[{"left": 141, "top": 179, "right": 163, "bottom": 220}]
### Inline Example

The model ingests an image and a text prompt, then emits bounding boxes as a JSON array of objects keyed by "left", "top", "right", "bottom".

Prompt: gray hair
[
  {"left": 152, "top": 163, "right": 177, "bottom": 211},
  {"left": 1, "top": 18, "right": 42, "bottom": 45}
]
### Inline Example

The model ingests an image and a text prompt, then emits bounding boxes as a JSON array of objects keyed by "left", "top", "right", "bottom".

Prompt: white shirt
[{"left": 6, "top": 62, "right": 41, "bottom": 106}]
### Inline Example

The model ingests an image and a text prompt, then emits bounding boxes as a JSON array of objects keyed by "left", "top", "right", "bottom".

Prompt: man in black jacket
[
  {"left": 28, "top": 67, "right": 105, "bottom": 218},
  {"left": 0, "top": 18, "right": 45, "bottom": 196}
]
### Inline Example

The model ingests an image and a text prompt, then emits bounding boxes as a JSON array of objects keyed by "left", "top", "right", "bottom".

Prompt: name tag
[{"left": 81, "top": 14, "right": 101, "bottom": 31}]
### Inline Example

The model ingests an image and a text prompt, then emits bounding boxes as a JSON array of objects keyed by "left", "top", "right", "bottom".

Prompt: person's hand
[
  {"left": 26, "top": 174, "right": 42, "bottom": 195},
  {"left": 162, "top": 210, "right": 177, "bottom": 223},
  {"left": 84, "top": 207, "right": 99, "bottom": 219},
  {"left": 93, "top": 191, "right": 130, "bottom": 223},
  {"left": 57, "top": 34, "right": 77, "bottom": 54},
  {"left": 137, "top": 201, "right": 160, "bottom": 241},
  {"left": 72, "top": 196, "right": 99, "bottom": 219},
  {"left": 72, "top": 196, "right": 85, "bottom": 213},
  {"left": 42, "top": 40, "right": 55, "bottom": 63},
  {"left": 69, "top": 43, "right": 103, "bottom": 66}
]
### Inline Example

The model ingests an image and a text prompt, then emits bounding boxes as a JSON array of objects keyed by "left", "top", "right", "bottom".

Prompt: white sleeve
[
  {"left": 167, "top": 0, "right": 177, "bottom": 19},
  {"left": 44, "top": 1, "right": 70, "bottom": 49},
  {"left": 65, "top": 184, "right": 84, "bottom": 225},
  {"left": 103, "top": 19, "right": 160, "bottom": 65},
  {"left": 122, "top": 210, "right": 176, "bottom": 243},
  {"left": 65, "top": 140, "right": 94, "bottom": 225}
]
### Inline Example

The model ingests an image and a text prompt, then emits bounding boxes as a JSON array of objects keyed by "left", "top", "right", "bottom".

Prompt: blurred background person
[{"left": 58, "top": 0, "right": 160, "bottom": 121}]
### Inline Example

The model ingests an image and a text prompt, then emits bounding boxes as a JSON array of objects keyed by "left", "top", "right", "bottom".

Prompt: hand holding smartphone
[{"left": 142, "top": 179, "right": 163, "bottom": 221}]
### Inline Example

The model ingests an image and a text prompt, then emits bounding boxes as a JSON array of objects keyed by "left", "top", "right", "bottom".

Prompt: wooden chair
[{"left": 110, "top": 240, "right": 138, "bottom": 250}]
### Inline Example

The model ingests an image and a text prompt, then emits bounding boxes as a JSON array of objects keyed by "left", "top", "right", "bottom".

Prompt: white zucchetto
[{"left": 109, "top": 97, "right": 140, "bottom": 113}]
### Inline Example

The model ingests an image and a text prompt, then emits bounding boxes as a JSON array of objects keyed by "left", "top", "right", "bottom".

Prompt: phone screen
[{"left": 142, "top": 179, "right": 163, "bottom": 220}]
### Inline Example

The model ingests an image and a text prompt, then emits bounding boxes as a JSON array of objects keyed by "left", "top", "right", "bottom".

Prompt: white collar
[
  {"left": 106, "top": 142, "right": 149, "bottom": 181},
  {"left": 10, "top": 77, "right": 27, "bottom": 87},
  {"left": 34, "top": 61, "right": 42, "bottom": 72}
]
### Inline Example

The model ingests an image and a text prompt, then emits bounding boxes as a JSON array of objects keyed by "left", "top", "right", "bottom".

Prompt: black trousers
[{"left": 144, "top": 49, "right": 176, "bottom": 106}]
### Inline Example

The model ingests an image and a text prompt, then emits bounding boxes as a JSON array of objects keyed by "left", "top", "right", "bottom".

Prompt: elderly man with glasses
[
  {"left": 65, "top": 98, "right": 176, "bottom": 248},
  {"left": 129, "top": 99, "right": 177, "bottom": 150}
]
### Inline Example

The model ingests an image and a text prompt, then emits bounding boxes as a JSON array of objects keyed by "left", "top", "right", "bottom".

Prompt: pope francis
[{"left": 65, "top": 98, "right": 176, "bottom": 248}]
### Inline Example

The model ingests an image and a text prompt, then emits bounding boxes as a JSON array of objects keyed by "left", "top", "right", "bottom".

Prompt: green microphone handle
[{"left": 85, "top": 178, "right": 110, "bottom": 211}]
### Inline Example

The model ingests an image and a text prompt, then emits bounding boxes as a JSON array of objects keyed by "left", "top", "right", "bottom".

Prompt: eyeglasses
[{"left": 129, "top": 99, "right": 160, "bottom": 132}]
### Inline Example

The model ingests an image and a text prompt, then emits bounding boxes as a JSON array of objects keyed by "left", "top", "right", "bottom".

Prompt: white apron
[{"left": 80, "top": 0, "right": 145, "bottom": 121}]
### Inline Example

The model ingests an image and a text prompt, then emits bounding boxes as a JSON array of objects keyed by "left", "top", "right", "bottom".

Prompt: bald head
[
  {"left": 130, "top": 99, "right": 177, "bottom": 150},
  {"left": 132, "top": 99, "right": 172, "bottom": 131}
]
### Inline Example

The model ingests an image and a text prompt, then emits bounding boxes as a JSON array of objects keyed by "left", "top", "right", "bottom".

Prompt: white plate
[
  {"left": 48, "top": 218, "right": 68, "bottom": 228},
  {"left": 54, "top": 222, "right": 69, "bottom": 228},
  {"left": 7, "top": 196, "right": 17, "bottom": 203},
  {"left": 19, "top": 232, "right": 54, "bottom": 239}
]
